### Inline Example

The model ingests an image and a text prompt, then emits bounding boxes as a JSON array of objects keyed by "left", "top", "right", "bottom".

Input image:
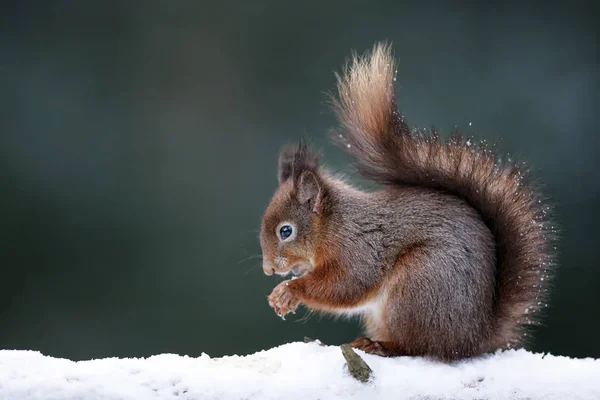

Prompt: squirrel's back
[
  {"left": 330, "top": 43, "right": 556, "bottom": 354},
  {"left": 323, "top": 179, "right": 498, "bottom": 358}
]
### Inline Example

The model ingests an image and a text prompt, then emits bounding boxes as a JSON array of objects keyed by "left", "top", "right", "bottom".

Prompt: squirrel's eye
[{"left": 279, "top": 225, "right": 293, "bottom": 240}]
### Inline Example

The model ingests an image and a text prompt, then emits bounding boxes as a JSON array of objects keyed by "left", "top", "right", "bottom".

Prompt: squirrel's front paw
[{"left": 268, "top": 280, "right": 300, "bottom": 319}]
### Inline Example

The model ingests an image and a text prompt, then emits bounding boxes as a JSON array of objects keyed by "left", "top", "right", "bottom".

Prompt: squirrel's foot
[
  {"left": 268, "top": 280, "right": 300, "bottom": 319},
  {"left": 349, "top": 337, "right": 403, "bottom": 357}
]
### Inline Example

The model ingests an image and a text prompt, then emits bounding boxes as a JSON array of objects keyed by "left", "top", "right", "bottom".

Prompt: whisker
[
  {"left": 243, "top": 262, "right": 262, "bottom": 276},
  {"left": 237, "top": 254, "right": 262, "bottom": 264},
  {"left": 297, "top": 309, "right": 315, "bottom": 324}
]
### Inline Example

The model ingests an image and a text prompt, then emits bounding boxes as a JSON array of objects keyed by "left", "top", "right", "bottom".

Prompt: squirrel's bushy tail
[{"left": 330, "top": 42, "right": 556, "bottom": 348}]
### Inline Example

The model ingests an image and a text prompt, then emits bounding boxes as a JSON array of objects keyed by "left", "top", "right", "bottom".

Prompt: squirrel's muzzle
[{"left": 262, "top": 262, "right": 275, "bottom": 276}]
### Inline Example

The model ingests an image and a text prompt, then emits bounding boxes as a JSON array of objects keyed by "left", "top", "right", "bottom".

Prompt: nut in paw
[{"left": 268, "top": 280, "right": 300, "bottom": 319}]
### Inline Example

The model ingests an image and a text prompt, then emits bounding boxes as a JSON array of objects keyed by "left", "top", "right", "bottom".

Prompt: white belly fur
[{"left": 337, "top": 287, "right": 386, "bottom": 325}]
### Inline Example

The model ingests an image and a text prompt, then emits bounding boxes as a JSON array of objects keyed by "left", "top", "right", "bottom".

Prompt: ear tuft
[
  {"left": 292, "top": 138, "right": 320, "bottom": 179},
  {"left": 278, "top": 146, "right": 296, "bottom": 184},
  {"left": 278, "top": 139, "right": 320, "bottom": 185}
]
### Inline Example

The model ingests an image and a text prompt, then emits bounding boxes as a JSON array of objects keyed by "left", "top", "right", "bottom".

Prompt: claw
[{"left": 268, "top": 280, "right": 300, "bottom": 320}]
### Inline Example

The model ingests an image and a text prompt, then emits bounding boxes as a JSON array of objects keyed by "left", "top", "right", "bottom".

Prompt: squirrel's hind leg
[{"left": 349, "top": 337, "right": 406, "bottom": 357}]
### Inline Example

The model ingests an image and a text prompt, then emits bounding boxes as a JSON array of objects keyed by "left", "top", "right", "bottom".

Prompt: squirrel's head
[{"left": 260, "top": 141, "right": 328, "bottom": 277}]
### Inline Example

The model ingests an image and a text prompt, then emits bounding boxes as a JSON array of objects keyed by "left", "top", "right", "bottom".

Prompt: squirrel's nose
[{"left": 263, "top": 262, "right": 275, "bottom": 276}]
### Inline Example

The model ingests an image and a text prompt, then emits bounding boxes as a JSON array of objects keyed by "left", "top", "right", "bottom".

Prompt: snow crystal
[{"left": 0, "top": 342, "right": 598, "bottom": 400}]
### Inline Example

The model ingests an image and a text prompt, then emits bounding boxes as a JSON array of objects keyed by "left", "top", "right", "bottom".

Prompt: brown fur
[{"left": 260, "top": 43, "right": 556, "bottom": 361}]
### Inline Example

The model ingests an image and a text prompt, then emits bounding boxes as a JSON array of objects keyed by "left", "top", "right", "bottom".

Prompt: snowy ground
[{"left": 0, "top": 342, "right": 599, "bottom": 400}]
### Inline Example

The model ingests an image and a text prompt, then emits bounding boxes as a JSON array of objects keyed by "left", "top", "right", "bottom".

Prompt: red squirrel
[{"left": 259, "top": 43, "right": 555, "bottom": 361}]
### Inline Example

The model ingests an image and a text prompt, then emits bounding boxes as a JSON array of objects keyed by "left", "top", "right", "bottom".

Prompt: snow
[{"left": 0, "top": 342, "right": 599, "bottom": 400}]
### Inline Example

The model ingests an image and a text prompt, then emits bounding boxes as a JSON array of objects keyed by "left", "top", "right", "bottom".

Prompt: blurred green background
[{"left": 1, "top": 1, "right": 598, "bottom": 361}]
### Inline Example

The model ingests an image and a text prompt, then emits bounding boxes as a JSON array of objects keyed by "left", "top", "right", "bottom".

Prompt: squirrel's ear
[
  {"left": 295, "top": 170, "right": 324, "bottom": 215},
  {"left": 278, "top": 146, "right": 296, "bottom": 185},
  {"left": 290, "top": 139, "right": 323, "bottom": 213}
]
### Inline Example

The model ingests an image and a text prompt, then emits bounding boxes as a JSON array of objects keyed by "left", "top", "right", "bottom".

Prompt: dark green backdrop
[{"left": 2, "top": 1, "right": 599, "bottom": 360}]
